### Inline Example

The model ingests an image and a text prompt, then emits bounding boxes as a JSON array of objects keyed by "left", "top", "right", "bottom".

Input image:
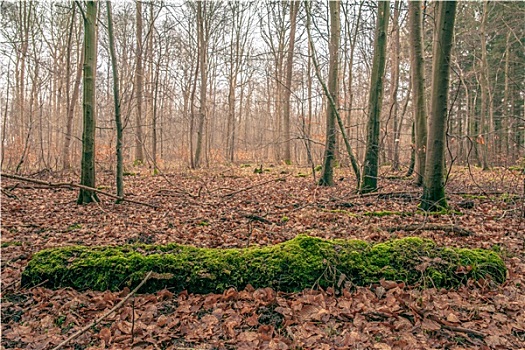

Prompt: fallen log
[
  {"left": 1, "top": 173, "right": 157, "bottom": 208},
  {"left": 21, "top": 235, "right": 506, "bottom": 294}
]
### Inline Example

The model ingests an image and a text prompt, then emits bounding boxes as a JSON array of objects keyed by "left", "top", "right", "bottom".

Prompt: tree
[
  {"left": 282, "top": 0, "right": 299, "bottom": 165},
  {"left": 77, "top": 1, "right": 99, "bottom": 204},
  {"left": 420, "top": 1, "right": 457, "bottom": 211},
  {"left": 317, "top": 1, "right": 340, "bottom": 186},
  {"left": 360, "top": 1, "right": 389, "bottom": 193},
  {"left": 408, "top": 1, "right": 428, "bottom": 186},
  {"left": 134, "top": 0, "right": 144, "bottom": 163},
  {"left": 389, "top": 1, "right": 401, "bottom": 171},
  {"left": 193, "top": 1, "right": 207, "bottom": 168},
  {"left": 62, "top": 5, "right": 83, "bottom": 171},
  {"left": 106, "top": 1, "right": 124, "bottom": 201}
]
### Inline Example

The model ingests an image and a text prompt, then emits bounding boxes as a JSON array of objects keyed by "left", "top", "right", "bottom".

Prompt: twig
[
  {"left": 1, "top": 173, "right": 158, "bottom": 208},
  {"left": 243, "top": 214, "right": 274, "bottom": 225},
  {"left": 50, "top": 271, "right": 153, "bottom": 350},
  {"left": 222, "top": 177, "right": 286, "bottom": 198},
  {"left": 382, "top": 224, "right": 474, "bottom": 236},
  {"left": 395, "top": 294, "right": 486, "bottom": 338}
]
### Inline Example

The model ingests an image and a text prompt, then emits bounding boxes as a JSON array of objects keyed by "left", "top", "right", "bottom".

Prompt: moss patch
[
  {"left": 1, "top": 241, "right": 23, "bottom": 248},
  {"left": 21, "top": 235, "right": 506, "bottom": 294}
]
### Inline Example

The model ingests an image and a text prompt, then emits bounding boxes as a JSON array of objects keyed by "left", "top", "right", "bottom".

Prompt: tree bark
[
  {"left": 318, "top": 1, "right": 340, "bottom": 186},
  {"left": 282, "top": 1, "right": 299, "bottom": 165},
  {"left": 390, "top": 1, "right": 401, "bottom": 171},
  {"left": 408, "top": 1, "right": 428, "bottom": 186},
  {"left": 194, "top": 1, "right": 207, "bottom": 168},
  {"left": 77, "top": 1, "right": 99, "bottom": 204},
  {"left": 106, "top": 1, "right": 124, "bottom": 201},
  {"left": 420, "top": 1, "right": 457, "bottom": 211},
  {"left": 360, "top": 1, "right": 389, "bottom": 193},
  {"left": 134, "top": 0, "right": 144, "bottom": 163}
]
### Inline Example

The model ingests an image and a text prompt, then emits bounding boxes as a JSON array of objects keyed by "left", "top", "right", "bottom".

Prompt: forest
[{"left": 1, "top": 1, "right": 524, "bottom": 349}]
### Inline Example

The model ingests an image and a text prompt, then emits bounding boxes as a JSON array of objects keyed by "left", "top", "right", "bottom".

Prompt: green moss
[
  {"left": 240, "top": 164, "right": 251, "bottom": 168},
  {"left": 460, "top": 194, "right": 488, "bottom": 200},
  {"left": 281, "top": 216, "right": 289, "bottom": 223},
  {"left": 325, "top": 209, "right": 357, "bottom": 217},
  {"left": 363, "top": 210, "right": 405, "bottom": 217},
  {"left": 67, "top": 223, "right": 82, "bottom": 231},
  {"left": 296, "top": 173, "right": 308, "bottom": 178},
  {"left": 1, "top": 241, "right": 23, "bottom": 248},
  {"left": 416, "top": 209, "right": 462, "bottom": 216},
  {"left": 21, "top": 235, "right": 507, "bottom": 294}
]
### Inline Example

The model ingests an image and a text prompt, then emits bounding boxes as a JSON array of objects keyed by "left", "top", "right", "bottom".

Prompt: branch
[
  {"left": 222, "top": 177, "right": 286, "bottom": 198},
  {"left": 1, "top": 173, "right": 158, "bottom": 208},
  {"left": 51, "top": 271, "right": 153, "bottom": 350}
]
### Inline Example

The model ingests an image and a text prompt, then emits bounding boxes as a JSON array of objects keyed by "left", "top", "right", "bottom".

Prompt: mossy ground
[{"left": 21, "top": 235, "right": 506, "bottom": 294}]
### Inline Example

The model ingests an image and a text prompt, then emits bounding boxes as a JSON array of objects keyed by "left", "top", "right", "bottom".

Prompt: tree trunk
[
  {"left": 408, "top": 1, "right": 428, "bottom": 186},
  {"left": 420, "top": 1, "right": 457, "bottom": 211},
  {"left": 360, "top": 1, "right": 389, "bottom": 193},
  {"left": 317, "top": 1, "right": 340, "bottom": 186},
  {"left": 63, "top": 7, "right": 83, "bottom": 171},
  {"left": 282, "top": 1, "right": 299, "bottom": 165},
  {"left": 390, "top": 1, "right": 401, "bottom": 171},
  {"left": 134, "top": 0, "right": 144, "bottom": 163},
  {"left": 194, "top": 1, "right": 207, "bottom": 168},
  {"left": 77, "top": 1, "right": 99, "bottom": 204},
  {"left": 106, "top": 1, "right": 124, "bottom": 201},
  {"left": 479, "top": 0, "right": 490, "bottom": 170}
]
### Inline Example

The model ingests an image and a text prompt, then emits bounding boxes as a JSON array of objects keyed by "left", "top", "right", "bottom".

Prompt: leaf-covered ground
[{"left": 2, "top": 166, "right": 524, "bottom": 350}]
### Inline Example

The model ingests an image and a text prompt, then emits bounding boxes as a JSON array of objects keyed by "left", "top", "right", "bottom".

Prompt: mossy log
[{"left": 21, "top": 236, "right": 506, "bottom": 294}]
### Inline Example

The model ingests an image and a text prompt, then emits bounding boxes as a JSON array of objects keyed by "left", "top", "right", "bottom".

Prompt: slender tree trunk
[
  {"left": 360, "top": 1, "right": 389, "bottom": 193},
  {"left": 390, "top": 1, "right": 401, "bottom": 171},
  {"left": 134, "top": 0, "right": 144, "bottom": 163},
  {"left": 63, "top": 13, "right": 83, "bottom": 171},
  {"left": 282, "top": 1, "right": 299, "bottom": 165},
  {"left": 107, "top": 1, "right": 124, "bottom": 201},
  {"left": 316, "top": 1, "right": 340, "bottom": 186},
  {"left": 194, "top": 1, "right": 207, "bottom": 168},
  {"left": 408, "top": 1, "right": 428, "bottom": 186},
  {"left": 421, "top": 1, "right": 457, "bottom": 211},
  {"left": 479, "top": 0, "right": 490, "bottom": 170},
  {"left": 77, "top": 1, "right": 99, "bottom": 204}
]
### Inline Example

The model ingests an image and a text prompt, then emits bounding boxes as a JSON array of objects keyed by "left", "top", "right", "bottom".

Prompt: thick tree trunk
[
  {"left": 408, "top": 1, "right": 428, "bottom": 186},
  {"left": 360, "top": 1, "right": 389, "bottom": 193},
  {"left": 77, "top": 1, "right": 99, "bottom": 204},
  {"left": 420, "top": 1, "right": 457, "bottom": 211}
]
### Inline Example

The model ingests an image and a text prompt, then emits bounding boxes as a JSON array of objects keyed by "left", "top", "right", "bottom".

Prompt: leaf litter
[{"left": 1, "top": 166, "right": 524, "bottom": 349}]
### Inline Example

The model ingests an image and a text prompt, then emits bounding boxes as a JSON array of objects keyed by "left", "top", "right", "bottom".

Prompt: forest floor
[{"left": 1, "top": 165, "right": 524, "bottom": 350}]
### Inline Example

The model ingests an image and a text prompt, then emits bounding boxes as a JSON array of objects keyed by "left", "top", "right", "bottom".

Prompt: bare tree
[
  {"left": 421, "top": 1, "right": 457, "bottom": 211},
  {"left": 408, "top": 0, "right": 428, "bottom": 185},
  {"left": 360, "top": 1, "right": 390, "bottom": 194},
  {"left": 77, "top": 1, "right": 99, "bottom": 204}
]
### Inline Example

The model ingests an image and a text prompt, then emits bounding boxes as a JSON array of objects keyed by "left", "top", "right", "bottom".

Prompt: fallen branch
[
  {"left": 51, "top": 271, "right": 153, "bottom": 350},
  {"left": 1, "top": 173, "right": 158, "bottom": 208},
  {"left": 22, "top": 236, "right": 506, "bottom": 293},
  {"left": 396, "top": 294, "right": 486, "bottom": 339},
  {"left": 222, "top": 177, "right": 286, "bottom": 198},
  {"left": 382, "top": 224, "right": 474, "bottom": 236}
]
